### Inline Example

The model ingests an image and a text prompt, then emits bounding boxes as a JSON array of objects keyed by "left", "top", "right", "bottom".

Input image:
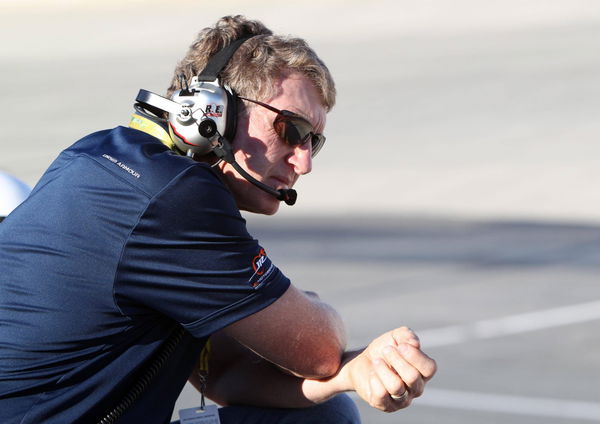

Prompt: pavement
[
  {"left": 1, "top": 1, "right": 599, "bottom": 423},
  {"left": 238, "top": 216, "right": 600, "bottom": 423}
]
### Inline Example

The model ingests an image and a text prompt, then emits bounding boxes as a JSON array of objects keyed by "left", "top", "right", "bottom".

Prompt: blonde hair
[{"left": 166, "top": 15, "right": 336, "bottom": 112}]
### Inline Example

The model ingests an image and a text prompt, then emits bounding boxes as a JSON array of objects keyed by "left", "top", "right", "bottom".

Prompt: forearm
[
  {"left": 197, "top": 349, "right": 360, "bottom": 408},
  {"left": 197, "top": 326, "right": 436, "bottom": 412}
]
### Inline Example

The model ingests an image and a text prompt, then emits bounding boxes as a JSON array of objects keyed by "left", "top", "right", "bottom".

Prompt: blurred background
[{"left": 1, "top": 1, "right": 599, "bottom": 422}]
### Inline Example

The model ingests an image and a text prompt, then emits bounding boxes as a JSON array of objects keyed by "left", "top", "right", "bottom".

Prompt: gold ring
[{"left": 390, "top": 390, "right": 408, "bottom": 401}]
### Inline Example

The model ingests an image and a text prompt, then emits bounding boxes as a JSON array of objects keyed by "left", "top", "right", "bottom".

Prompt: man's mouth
[{"left": 270, "top": 176, "right": 292, "bottom": 190}]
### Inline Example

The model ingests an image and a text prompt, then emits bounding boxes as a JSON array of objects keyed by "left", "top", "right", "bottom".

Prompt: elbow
[
  {"left": 295, "top": 340, "right": 345, "bottom": 379},
  {"left": 310, "top": 354, "right": 342, "bottom": 379},
  {"left": 304, "top": 320, "right": 347, "bottom": 378}
]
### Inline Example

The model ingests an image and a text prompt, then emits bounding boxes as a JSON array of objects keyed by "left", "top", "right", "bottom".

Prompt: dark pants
[{"left": 173, "top": 394, "right": 361, "bottom": 424}]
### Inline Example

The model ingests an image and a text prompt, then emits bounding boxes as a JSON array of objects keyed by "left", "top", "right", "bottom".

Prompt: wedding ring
[{"left": 390, "top": 390, "right": 409, "bottom": 402}]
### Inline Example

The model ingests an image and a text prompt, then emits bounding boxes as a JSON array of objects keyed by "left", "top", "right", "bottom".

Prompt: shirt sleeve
[{"left": 113, "top": 165, "right": 290, "bottom": 338}]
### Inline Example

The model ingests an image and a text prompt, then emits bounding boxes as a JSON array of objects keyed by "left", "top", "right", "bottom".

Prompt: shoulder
[
  {"left": 141, "top": 163, "right": 245, "bottom": 239},
  {"left": 60, "top": 126, "right": 226, "bottom": 199}
]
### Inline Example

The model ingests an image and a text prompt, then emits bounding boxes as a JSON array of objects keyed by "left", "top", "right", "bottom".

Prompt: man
[{"left": 0, "top": 15, "right": 436, "bottom": 423}]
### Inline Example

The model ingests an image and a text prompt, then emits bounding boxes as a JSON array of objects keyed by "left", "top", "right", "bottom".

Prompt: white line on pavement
[
  {"left": 417, "top": 388, "right": 600, "bottom": 422},
  {"left": 419, "top": 299, "right": 600, "bottom": 347}
]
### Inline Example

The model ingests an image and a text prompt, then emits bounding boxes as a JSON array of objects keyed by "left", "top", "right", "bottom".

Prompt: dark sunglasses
[{"left": 239, "top": 97, "right": 326, "bottom": 157}]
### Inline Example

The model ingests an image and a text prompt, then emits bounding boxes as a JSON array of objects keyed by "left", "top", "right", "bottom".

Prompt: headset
[{"left": 134, "top": 36, "right": 297, "bottom": 206}]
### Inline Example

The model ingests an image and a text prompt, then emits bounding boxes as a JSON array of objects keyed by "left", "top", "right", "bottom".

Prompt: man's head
[
  {"left": 167, "top": 15, "right": 336, "bottom": 215},
  {"left": 166, "top": 15, "right": 335, "bottom": 111}
]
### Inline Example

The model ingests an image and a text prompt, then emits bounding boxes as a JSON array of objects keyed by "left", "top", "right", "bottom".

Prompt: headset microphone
[
  {"left": 230, "top": 162, "right": 297, "bottom": 206},
  {"left": 211, "top": 136, "right": 297, "bottom": 206}
]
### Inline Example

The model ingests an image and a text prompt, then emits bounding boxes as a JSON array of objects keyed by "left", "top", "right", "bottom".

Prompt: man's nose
[{"left": 288, "top": 143, "right": 313, "bottom": 175}]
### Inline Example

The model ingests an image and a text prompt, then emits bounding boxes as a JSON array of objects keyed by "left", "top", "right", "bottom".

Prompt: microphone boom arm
[{"left": 213, "top": 137, "right": 297, "bottom": 206}]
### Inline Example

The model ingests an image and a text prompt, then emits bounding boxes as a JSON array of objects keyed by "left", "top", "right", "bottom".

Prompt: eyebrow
[
  {"left": 240, "top": 96, "right": 323, "bottom": 132},
  {"left": 284, "top": 108, "right": 325, "bottom": 135}
]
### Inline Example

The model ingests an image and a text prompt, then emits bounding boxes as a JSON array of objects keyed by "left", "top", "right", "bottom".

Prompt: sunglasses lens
[
  {"left": 274, "top": 115, "right": 326, "bottom": 157},
  {"left": 311, "top": 134, "right": 326, "bottom": 157},
  {"left": 274, "top": 115, "right": 308, "bottom": 145}
]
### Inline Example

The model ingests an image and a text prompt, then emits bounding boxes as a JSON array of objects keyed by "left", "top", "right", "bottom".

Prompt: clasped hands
[{"left": 344, "top": 327, "right": 437, "bottom": 412}]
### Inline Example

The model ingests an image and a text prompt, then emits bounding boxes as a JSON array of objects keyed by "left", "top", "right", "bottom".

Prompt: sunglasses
[{"left": 239, "top": 97, "right": 326, "bottom": 157}]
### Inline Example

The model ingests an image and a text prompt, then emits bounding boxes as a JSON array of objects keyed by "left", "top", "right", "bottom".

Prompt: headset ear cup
[
  {"left": 140, "top": 37, "right": 252, "bottom": 155},
  {"left": 167, "top": 81, "right": 231, "bottom": 155}
]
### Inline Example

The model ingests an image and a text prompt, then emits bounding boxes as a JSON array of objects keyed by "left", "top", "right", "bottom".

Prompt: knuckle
[
  {"left": 390, "top": 398, "right": 411, "bottom": 411},
  {"left": 397, "top": 326, "right": 411, "bottom": 335},
  {"left": 411, "top": 384, "right": 425, "bottom": 398},
  {"left": 402, "top": 369, "right": 421, "bottom": 387},
  {"left": 371, "top": 397, "right": 388, "bottom": 411},
  {"left": 391, "top": 327, "right": 408, "bottom": 339},
  {"left": 424, "top": 357, "right": 438, "bottom": 379},
  {"left": 431, "top": 358, "right": 439, "bottom": 374},
  {"left": 390, "top": 380, "right": 405, "bottom": 395}
]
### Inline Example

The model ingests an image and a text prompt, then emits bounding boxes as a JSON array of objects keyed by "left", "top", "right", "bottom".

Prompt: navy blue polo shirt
[{"left": 0, "top": 127, "right": 290, "bottom": 423}]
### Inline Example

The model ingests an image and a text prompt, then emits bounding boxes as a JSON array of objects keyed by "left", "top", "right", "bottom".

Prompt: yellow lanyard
[
  {"left": 129, "top": 113, "right": 175, "bottom": 150},
  {"left": 130, "top": 113, "right": 214, "bottom": 398}
]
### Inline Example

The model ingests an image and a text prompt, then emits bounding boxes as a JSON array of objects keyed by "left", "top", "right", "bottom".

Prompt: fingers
[
  {"left": 372, "top": 358, "right": 411, "bottom": 410},
  {"left": 387, "top": 328, "right": 436, "bottom": 382},
  {"left": 373, "top": 358, "right": 406, "bottom": 397},
  {"left": 382, "top": 345, "right": 425, "bottom": 397},
  {"left": 391, "top": 326, "right": 420, "bottom": 349},
  {"left": 368, "top": 365, "right": 410, "bottom": 412},
  {"left": 355, "top": 328, "right": 437, "bottom": 413},
  {"left": 395, "top": 343, "right": 437, "bottom": 382},
  {"left": 372, "top": 342, "right": 437, "bottom": 404}
]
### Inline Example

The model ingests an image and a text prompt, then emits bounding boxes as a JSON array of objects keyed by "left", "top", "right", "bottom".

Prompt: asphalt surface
[
  {"left": 1, "top": 1, "right": 599, "bottom": 423},
  {"left": 171, "top": 216, "right": 600, "bottom": 423}
]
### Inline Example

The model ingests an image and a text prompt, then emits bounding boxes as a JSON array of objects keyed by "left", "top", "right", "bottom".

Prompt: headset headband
[{"left": 197, "top": 35, "right": 255, "bottom": 83}]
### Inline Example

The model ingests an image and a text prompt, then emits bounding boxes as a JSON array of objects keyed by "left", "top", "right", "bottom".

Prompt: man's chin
[
  {"left": 262, "top": 203, "right": 280, "bottom": 215},
  {"left": 239, "top": 195, "right": 281, "bottom": 216},
  {"left": 255, "top": 201, "right": 280, "bottom": 216}
]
